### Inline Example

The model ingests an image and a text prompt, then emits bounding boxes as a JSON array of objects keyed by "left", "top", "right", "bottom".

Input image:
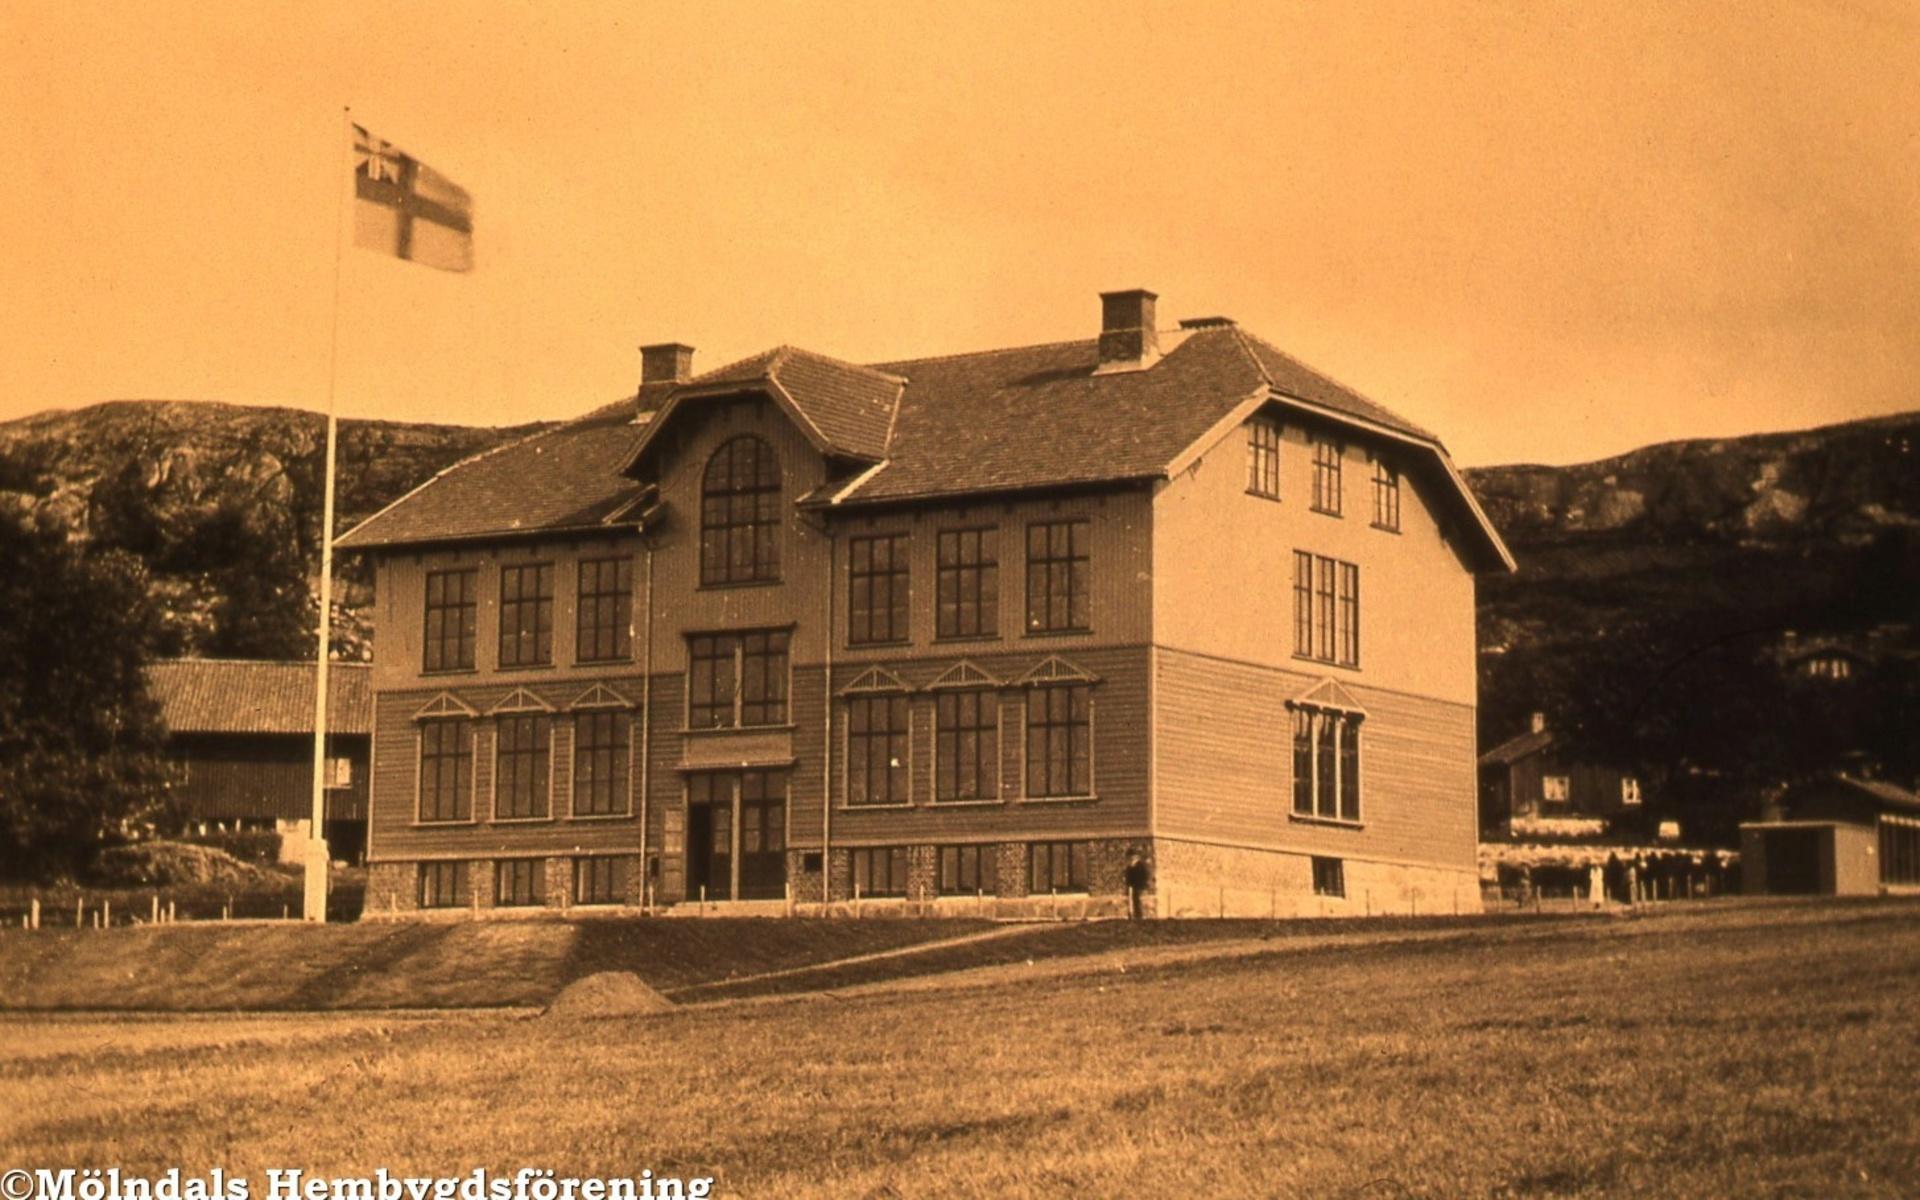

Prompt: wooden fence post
[{"left": 29, "top": 898, "right": 39, "bottom": 930}]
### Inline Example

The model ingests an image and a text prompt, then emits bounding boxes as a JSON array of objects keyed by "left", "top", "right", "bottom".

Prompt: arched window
[{"left": 700, "top": 435, "right": 781, "bottom": 585}]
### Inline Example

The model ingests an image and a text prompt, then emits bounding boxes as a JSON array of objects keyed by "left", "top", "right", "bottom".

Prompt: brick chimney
[
  {"left": 1097, "top": 288, "right": 1159, "bottom": 369},
  {"left": 640, "top": 342, "right": 695, "bottom": 386}
]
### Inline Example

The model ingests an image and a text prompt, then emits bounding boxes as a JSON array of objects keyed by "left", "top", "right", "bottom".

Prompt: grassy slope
[
  {"left": 0, "top": 919, "right": 995, "bottom": 1011},
  {"left": 2, "top": 900, "right": 1916, "bottom": 1196}
]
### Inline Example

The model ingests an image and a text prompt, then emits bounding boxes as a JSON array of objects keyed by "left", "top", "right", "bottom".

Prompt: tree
[{"left": 0, "top": 511, "right": 177, "bottom": 879}]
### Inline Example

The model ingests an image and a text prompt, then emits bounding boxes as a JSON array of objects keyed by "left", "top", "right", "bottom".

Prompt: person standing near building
[
  {"left": 1588, "top": 860, "right": 1606, "bottom": 908},
  {"left": 1124, "top": 848, "right": 1151, "bottom": 920}
]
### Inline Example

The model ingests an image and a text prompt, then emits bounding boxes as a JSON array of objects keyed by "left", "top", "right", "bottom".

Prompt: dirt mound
[
  {"left": 543, "top": 971, "right": 674, "bottom": 1019},
  {"left": 91, "top": 841, "right": 286, "bottom": 888}
]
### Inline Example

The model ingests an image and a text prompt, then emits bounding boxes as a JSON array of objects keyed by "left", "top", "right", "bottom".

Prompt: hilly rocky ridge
[{"left": 2, "top": 398, "right": 1913, "bottom": 718}]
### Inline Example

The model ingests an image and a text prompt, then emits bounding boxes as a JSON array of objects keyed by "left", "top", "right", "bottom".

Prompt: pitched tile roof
[
  {"left": 1479, "top": 727, "right": 1555, "bottom": 767},
  {"left": 336, "top": 396, "right": 657, "bottom": 550},
  {"left": 335, "top": 306, "right": 1512, "bottom": 572},
  {"left": 626, "top": 345, "right": 902, "bottom": 468},
  {"left": 146, "top": 659, "right": 372, "bottom": 736}
]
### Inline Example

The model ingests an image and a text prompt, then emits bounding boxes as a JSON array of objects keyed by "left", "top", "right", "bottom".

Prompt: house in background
[
  {"left": 145, "top": 659, "right": 372, "bottom": 863},
  {"left": 1740, "top": 774, "right": 1920, "bottom": 896},
  {"left": 1479, "top": 712, "right": 1642, "bottom": 835},
  {"left": 336, "top": 289, "right": 1513, "bottom": 918}
]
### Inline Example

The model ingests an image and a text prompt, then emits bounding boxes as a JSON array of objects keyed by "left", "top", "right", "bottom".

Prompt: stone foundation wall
[
  {"left": 1154, "top": 838, "right": 1481, "bottom": 918},
  {"left": 364, "top": 861, "right": 416, "bottom": 917}
]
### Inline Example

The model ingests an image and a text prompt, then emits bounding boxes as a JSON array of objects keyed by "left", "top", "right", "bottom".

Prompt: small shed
[
  {"left": 1740, "top": 774, "right": 1920, "bottom": 896},
  {"left": 145, "top": 659, "right": 373, "bottom": 862}
]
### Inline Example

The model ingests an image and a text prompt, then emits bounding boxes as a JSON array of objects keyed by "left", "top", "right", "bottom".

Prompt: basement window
[{"left": 1311, "top": 857, "right": 1345, "bottom": 898}]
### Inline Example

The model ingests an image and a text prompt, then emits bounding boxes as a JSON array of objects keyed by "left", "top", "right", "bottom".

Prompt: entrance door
[
  {"left": 738, "top": 770, "right": 787, "bottom": 900},
  {"left": 1765, "top": 828, "right": 1824, "bottom": 894},
  {"left": 686, "top": 774, "right": 732, "bottom": 901}
]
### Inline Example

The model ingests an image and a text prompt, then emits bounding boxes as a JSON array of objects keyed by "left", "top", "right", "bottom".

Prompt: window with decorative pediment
[
  {"left": 700, "top": 435, "right": 781, "bottom": 585},
  {"left": 1291, "top": 703, "right": 1361, "bottom": 823}
]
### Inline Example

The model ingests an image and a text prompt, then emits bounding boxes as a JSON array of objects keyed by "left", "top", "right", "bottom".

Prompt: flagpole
[{"left": 306, "top": 105, "right": 352, "bottom": 923}]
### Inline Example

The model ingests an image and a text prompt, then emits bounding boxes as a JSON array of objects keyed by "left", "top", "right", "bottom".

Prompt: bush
[
  {"left": 91, "top": 841, "right": 284, "bottom": 888},
  {"left": 178, "top": 829, "right": 282, "bottom": 866}
]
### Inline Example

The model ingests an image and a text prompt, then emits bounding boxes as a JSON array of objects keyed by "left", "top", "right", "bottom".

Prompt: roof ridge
[
  {"left": 686, "top": 346, "right": 786, "bottom": 385},
  {"left": 776, "top": 344, "right": 909, "bottom": 386},
  {"left": 869, "top": 335, "right": 1095, "bottom": 372},
  {"left": 1236, "top": 327, "right": 1440, "bottom": 443}
]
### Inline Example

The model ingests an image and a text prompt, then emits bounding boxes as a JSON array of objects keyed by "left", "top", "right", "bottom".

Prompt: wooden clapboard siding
[
  {"left": 814, "top": 645, "right": 1151, "bottom": 848},
  {"left": 830, "top": 488, "right": 1155, "bottom": 661},
  {"left": 170, "top": 732, "right": 369, "bottom": 823},
  {"left": 1153, "top": 646, "right": 1477, "bottom": 871},
  {"left": 368, "top": 680, "right": 643, "bottom": 862}
]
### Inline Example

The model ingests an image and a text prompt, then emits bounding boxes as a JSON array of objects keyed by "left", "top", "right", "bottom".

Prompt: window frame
[
  {"left": 1290, "top": 706, "right": 1363, "bottom": 824},
  {"left": 937, "top": 845, "right": 998, "bottom": 895},
  {"left": 846, "top": 693, "right": 910, "bottom": 807},
  {"left": 935, "top": 527, "right": 1000, "bottom": 640},
  {"left": 699, "top": 434, "right": 782, "bottom": 587},
  {"left": 1027, "top": 841, "right": 1091, "bottom": 894},
  {"left": 1370, "top": 455, "right": 1401, "bottom": 532},
  {"left": 1311, "top": 856, "right": 1346, "bottom": 898},
  {"left": 417, "top": 718, "right": 473, "bottom": 823},
  {"left": 1247, "top": 418, "right": 1281, "bottom": 499},
  {"left": 1293, "top": 551, "right": 1361, "bottom": 668},
  {"left": 497, "top": 562, "right": 554, "bottom": 669},
  {"left": 847, "top": 532, "right": 911, "bottom": 646},
  {"left": 494, "top": 858, "right": 543, "bottom": 907},
  {"left": 492, "top": 713, "right": 552, "bottom": 820},
  {"left": 422, "top": 567, "right": 478, "bottom": 673},
  {"left": 576, "top": 556, "right": 634, "bottom": 663},
  {"left": 572, "top": 709, "right": 631, "bottom": 817},
  {"left": 852, "top": 846, "right": 909, "bottom": 897},
  {"left": 686, "top": 629, "right": 791, "bottom": 729},
  {"left": 418, "top": 860, "right": 469, "bottom": 909},
  {"left": 934, "top": 689, "right": 1000, "bottom": 803},
  {"left": 573, "top": 855, "right": 631, "bottom": 906},
  {"left": 1311, "top": 436, "right": 1343, "bottom": 516},
  {"left": 1024, "top": 683, "right": 1093, "bottom": 799},
  {"left": 1024, "top": 519, "right": 1091, "bottom": 635}
]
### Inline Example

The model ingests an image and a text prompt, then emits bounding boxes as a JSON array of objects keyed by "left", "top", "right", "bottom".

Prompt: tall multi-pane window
[
  {"left": 418, "top": 719, "right": 472, "bottom": 822},
  {"left": 498, "top": 564, "right": 554, "bottom": 668},
  {"left": 573, "top": 711, "right": 630, "bottom": 816},
  {"left": 1026, "top": 685, "right": 1091, "bottom": 798},
  {"left": 1248, "top": 418, "right": 1281, "bottom": 498},
  {"left": 687, "top": 631, "right": 789, "bottom": 728},
  {"left": 494, "top": 714, "right": 551, "bottom": 819},
  {"left": 848, "top": 533, "right": 910, "bottom": 645},
  {"left": 495, "top": 859, "right": 542, "bottom": 907},
  {"left": 700, "top": 435, "right": 781, "bottom": 586},
  {"left": 938, "top": 845, "right": 997, "bottom": 894},
  {"left": 576, "top": 557, "right": 633, "bottom": 662},
  {"left": 1028, "top": 841, "right": 1090, "bottom": 893},
  {"left": 1026, "top": 520, "right": 1090, "bottom": 634},
  {"left": 847, "top": 694, "right": 909, "bottom": 806},
  {"left": 419, "top": 861, "right": 468, "bottom": 908},
  {"left": 1293, "top": 552, "right": 1360, "bottom": 668},
  {"left": 935, "top": 690, "right": 998, "bottom": 802},
  {"left": 853, "top": 846, "right": 909, "bottom": 896},
  {"left": 423, "top": 568, "right": 477, "bottom": 672},
  {"left": 1370, "top": 457, "right": 1401, "bottom": 531},
  {"left": 1311, "top": 437, "right": 1343, "bottom": 515},
  {"left": 936, "top": 529, "right": 998, "bottom": 639},
  {"left": 1291, "top": 708, "right": 1362, "bottom": 821},
  {"left": 1291, "top": 708, "right": 1314, "bottom": 815}
]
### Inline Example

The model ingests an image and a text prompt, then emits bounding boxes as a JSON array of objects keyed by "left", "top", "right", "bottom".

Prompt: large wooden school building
[{"left": 336, "top": 290, "right": 1514, "bottom": 917}]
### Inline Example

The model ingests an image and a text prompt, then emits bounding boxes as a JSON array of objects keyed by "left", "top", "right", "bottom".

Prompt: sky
[{"left": 2, "top": 0, "right": 1916, "bottom": 467}]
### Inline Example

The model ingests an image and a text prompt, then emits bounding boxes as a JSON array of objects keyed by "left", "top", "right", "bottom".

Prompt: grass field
[{"left": 3, "top": 898, "right": 1918, "bottom": 1196}]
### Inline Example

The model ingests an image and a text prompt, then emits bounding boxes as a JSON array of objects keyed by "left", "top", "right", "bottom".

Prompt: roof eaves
[{"left": 335, "top": 424, "right": 558, "bottom": 551}]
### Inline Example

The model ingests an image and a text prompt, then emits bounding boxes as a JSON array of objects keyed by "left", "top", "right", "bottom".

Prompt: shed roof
[{"left": 146, "top": 659, "right": 373, "bottom": 737}]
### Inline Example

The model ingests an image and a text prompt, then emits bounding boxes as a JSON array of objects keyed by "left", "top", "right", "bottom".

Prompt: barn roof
[{"left": 146, "top": 659, "right": 373, "bottom": 737}]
